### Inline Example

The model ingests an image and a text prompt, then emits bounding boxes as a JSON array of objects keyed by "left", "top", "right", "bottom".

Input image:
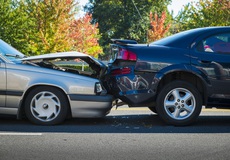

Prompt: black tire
[
  {"left": 25, "top": 86, "right": 69, "bottom": 125},
  {"left": 148, "top": 107, "right": 158, "bottom": 114},
  {"left": 156, "top": 80, "right": 202, "bottom": 126}
]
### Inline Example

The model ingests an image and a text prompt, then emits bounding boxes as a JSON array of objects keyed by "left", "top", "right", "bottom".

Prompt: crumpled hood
[{"left": 21, "top": 51, "right": 89, "bottom": 61}]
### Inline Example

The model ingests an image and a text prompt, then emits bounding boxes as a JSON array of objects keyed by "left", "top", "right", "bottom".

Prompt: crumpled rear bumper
[{"left": 104, "top": 73, "right": 158, "bottom": 106}]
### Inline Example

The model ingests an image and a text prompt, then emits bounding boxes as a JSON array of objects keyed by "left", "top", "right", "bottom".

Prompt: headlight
[{"left": 95, "top": 82, "right": 103, "bottom": 94}]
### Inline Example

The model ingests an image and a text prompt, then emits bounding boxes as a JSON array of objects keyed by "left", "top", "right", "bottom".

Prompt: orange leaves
[
  {"left": 70, "top": 14, "right": 102, "bottom": 58},
  {"left": 148, "top": 11, "right": 171, "bottom": 42},
  {"left": 219, "top": 0, "right": 230, "bottom": 9},
  {"left": 29, "top": 0, "right": 76, "bottom": 54}
]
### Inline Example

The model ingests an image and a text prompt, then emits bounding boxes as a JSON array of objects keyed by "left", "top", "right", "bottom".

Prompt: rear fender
[
  {"left": 154, "top": 64, "right": 211, "bottom": 86},
  {"left": 154, "top": 64, "right": 210, "bottom": 105}
]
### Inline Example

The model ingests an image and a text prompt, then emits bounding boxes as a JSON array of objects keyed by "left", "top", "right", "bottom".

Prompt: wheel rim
[
  {"left": 164, "top": 88, "right": 196, "bottom": 120},
  {"left": 30, "top": 91, "right": 61, "bottom": 122}
]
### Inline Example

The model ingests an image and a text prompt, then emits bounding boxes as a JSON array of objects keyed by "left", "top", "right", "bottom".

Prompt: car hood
[
  {"left": 21, "top": 51, "right": 107, "bottom": 79},
  {"left": 22, "top": 51, "right": 106, "bottom": 67},
  {"left": 22, "top": 51, "right": 95, "bottom": 62}
]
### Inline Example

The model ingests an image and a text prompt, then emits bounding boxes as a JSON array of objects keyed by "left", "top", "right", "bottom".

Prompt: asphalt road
[{"left": 1, "top": 107, "right": 230, "bottom": 160}]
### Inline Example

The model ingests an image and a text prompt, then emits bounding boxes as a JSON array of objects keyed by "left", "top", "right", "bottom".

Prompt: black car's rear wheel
[
  {"left": 25, "top": 86, "right": 68, "bottom": 125},
  {"left": 156, "top": 80, "right": 202, "bottom": 126}
]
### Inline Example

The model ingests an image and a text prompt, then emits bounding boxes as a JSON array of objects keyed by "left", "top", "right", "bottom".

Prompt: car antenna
[
  {"left": 131, "top": 0, "right": 149, "bottom": 45},
  {"left": 131, "top": 0, "right": 142, "bottom": 19}
]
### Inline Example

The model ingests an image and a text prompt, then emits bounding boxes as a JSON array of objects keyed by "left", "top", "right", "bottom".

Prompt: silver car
[{"left": 0, "top": 39, "right": 113, "bottom": 125}]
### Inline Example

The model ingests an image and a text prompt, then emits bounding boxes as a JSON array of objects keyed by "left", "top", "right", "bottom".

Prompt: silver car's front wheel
[
  {"left": 156, "top": 81, "right": 202, "bottom": 126},
  {"left": 25, "top": 86, "right": 68, "bottom": 125}
]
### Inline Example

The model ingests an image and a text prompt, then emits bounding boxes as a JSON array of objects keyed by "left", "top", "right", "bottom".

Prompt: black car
[{"left": 104, "top": 26, "right": 230, "bottom": 126}]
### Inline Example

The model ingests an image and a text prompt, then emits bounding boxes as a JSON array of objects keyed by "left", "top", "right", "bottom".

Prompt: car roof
[{"left": 151, "top": 26, "right": 230, "bottom": 48}]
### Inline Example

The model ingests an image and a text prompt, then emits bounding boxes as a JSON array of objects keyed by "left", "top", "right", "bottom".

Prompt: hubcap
[
  {"left": 43, "top": 103, "right": 49, "bottom": 109},
  {"left": 30, "top": 91, "right": 61, "bottom": 122},
  {"left": 164, "top": 88, "right": 196, "bottom": 120}
]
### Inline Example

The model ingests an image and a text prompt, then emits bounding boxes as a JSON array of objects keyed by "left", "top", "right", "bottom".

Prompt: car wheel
[
  {"left": 148, "top": 107, "right": 158, "bottom": 114},
  {"left": 156, "top": 80, "right": 202, "bottom": 126},
  {"left": 25, "top": 86, "right": 69, "bottom": 125}
]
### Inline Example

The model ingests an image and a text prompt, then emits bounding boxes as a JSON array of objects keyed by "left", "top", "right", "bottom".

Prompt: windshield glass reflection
[{"left": 0, "top": 39, "right": 25, "bottom": 61}]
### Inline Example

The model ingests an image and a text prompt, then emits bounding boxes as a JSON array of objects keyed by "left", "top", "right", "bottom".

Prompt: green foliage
[
  {"left": 0, "top": 0, "right": 30, "bottom": 53},
  {"left": 0, "top": 0, "right": 79, "bottom": 56},
  {"left": 0, "top": 0, "right": 14, "bottom": 42},
  {"left": 85, "top": 0, "right": 172, "bottom": 57},
  {"left": 175, "top": 0, "right": 230, "bottom": 31},
  {"left": 0, "top": 0, "right": 103, "bottom": 57},
  {"left": 21, "top": 0, "right": 78, "bottom": 55}
]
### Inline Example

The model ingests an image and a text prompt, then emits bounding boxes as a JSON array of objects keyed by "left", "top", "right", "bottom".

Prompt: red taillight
[
  {"left": 111, "top": 67, "right": 131, "bottom": 75},
  {"left": 117, "top": 48, "right": 137, "bottom": 61}
]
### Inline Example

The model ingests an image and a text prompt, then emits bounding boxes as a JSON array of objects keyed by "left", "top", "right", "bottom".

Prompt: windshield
[{"left": 0, "top": 39, "right": 25, "bottom": 61}]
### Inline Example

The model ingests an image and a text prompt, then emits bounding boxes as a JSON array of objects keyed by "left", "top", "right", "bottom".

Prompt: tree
[
  {"left": 0, "top": 0, "right": 30, "bottom": 53},
  {"left": 0, "top": 0, "right": 79, "bottom": 55},
  {"left": 85, "top": 0, "right": 172, "bottom": 56},
  {"left": 0, "top": 0, "right": 14, "bottom": 42},
  {"left": 176, "top": 0, "right": 230, "bottom": 31},
  {"left": 148, "top": 11, "right": 171, "bottom": 42},
  {"left": 23, "top": 0, "right": 78, "bottom": 55},
  {"left": 70, "top": 14, "right": 102, "bottom": 58}
]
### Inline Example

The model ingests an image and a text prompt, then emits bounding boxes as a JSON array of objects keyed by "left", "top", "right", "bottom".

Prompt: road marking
[
  {"left": 0, "top": 132, "right": 42, "bottom": 136},
  {"left": 112, "top": 108, "right": 149, "bottom": 111}
]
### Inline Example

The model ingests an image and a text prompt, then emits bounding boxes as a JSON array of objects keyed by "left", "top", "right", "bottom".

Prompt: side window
[{"left": 197, "top": 33, "right": 230, "bottom": 54}]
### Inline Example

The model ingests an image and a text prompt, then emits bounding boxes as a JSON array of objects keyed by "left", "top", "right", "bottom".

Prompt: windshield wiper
[{"left": 5, "top": 53, "right": 26, "bottom": 59}]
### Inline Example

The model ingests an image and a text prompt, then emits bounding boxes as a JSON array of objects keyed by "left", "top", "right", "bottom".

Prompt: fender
[{"left": 153, "top": 63, "right": 211, "bottom": 94}]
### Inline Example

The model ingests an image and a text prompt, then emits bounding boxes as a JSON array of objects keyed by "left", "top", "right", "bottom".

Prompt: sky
[
  {"left": 168, "top": 0, "right": 199, "bottom": 16},
  {"left": 77, "top": 0, "right": 199, "bottom": 17}
]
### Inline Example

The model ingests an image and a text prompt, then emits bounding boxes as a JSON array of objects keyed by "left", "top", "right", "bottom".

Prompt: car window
[{"left": 196, "top": 33, "right": 230, "bottom": 54}]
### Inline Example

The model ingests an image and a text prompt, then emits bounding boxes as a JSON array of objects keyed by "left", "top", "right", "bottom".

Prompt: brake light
[
  {"left": 111, "top": 67, "right": 131, "bottom": 75},
  {"left": 117, "top": 48, "right": 137, "bottom": 61}
]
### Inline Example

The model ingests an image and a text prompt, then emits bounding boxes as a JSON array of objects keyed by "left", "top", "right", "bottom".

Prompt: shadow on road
[{"left": 0, "top": 114, "right": 230, "bottom": 133}]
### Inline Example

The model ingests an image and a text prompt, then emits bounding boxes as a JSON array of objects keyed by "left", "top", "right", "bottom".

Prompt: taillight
[
  {"left": 111, "top": 67, "right": 131, "bottom": 75},
  {"left": 117, "top": 48, "right": 137, "bottom": 61}
]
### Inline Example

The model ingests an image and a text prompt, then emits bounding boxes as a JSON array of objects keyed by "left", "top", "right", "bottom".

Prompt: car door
[
  {"left": 0, "top": 58, "right": 6, "bottom": 107},
  {"left": 191, "top": 32, "right": 230, "bottom": 102}
]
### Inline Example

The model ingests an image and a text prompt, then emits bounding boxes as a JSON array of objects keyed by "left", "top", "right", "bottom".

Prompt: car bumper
[
  {"left": 68, "top": 94, "right": 114, "bottom": 118},
  {"left": 104, "top": 73, "right": 158, "bottom": 106}
]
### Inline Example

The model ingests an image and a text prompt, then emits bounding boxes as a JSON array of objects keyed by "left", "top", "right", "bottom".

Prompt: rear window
[{"left": 150, "top": 29, "right": 197, "bottom": 46}]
